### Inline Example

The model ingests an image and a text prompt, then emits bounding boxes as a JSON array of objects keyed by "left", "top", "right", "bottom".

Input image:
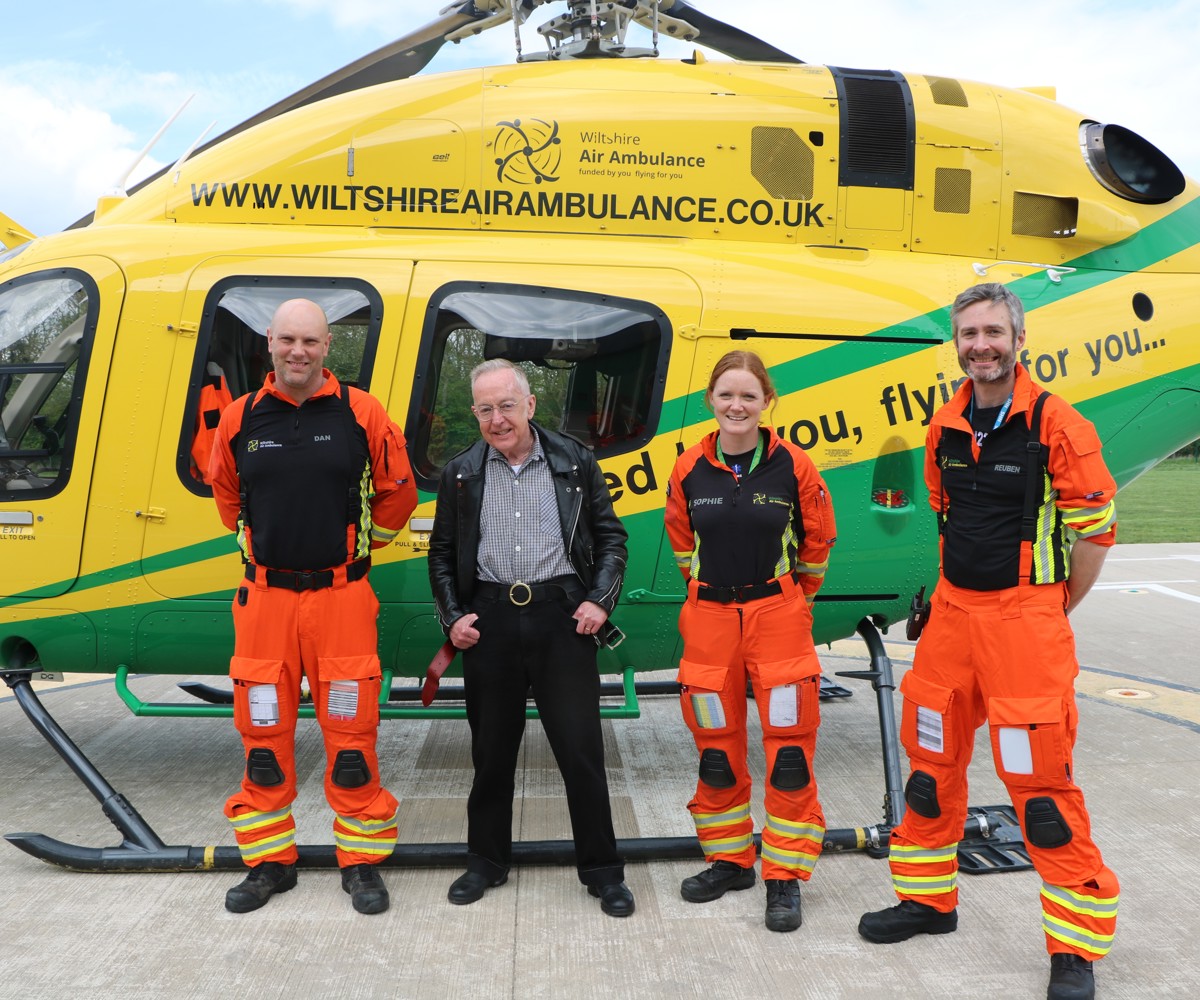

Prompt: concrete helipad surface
[{"left": 1, "top": 542, "right": 1197, "bottom": 999}]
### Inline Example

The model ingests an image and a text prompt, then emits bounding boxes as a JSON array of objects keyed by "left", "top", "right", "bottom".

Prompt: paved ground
[{"left": 1, "top": 542, "right": 1197, "bottom": 999}]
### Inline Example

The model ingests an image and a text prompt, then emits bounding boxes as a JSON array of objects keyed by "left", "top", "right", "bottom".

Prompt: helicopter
[{"left": 2, "top": 0, "right": 1198, "bottom": 872}]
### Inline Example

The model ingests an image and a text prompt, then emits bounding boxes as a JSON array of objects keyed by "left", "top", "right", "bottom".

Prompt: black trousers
[{"left": 461, "top": 584, "right": 623, "bottom": 886}]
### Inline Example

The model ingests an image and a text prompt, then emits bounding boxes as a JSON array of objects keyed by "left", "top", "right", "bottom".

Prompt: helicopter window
[
  {"left": 409, "top": 283, "right": 671, "bottom": 489},
  {"left": 1080, "top": 122, "right": 1185, "bottom": 205},
  {"left": 0, "top": 272, "right": 97, "bottom": 499},
  {"left": 179, "top": 279, "right": 381, "bottom": 491}
]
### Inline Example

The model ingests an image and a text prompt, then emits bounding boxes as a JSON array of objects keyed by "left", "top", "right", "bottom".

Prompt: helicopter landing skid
[{"left": 3, "top": 628, "right": 1026, "bottom": 873}]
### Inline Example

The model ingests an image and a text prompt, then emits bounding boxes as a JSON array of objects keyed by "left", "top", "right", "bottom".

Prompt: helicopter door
[
  {"left": 0, "top": 260, "right": 124, "bottom": 598},
  {"left": 139, "top": 262, "right": 406, "bottom": 604},
  {"left": 398, "top": 262, "right": 700, "bottom": 664}
]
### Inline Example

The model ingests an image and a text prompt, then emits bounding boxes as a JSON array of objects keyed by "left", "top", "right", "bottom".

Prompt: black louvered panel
[{"left": 832, "top": 67, "right": 915, "bottom": 189}]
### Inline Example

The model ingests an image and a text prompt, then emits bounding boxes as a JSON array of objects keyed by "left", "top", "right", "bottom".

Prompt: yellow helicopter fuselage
[{"left": 2, "top": 56, "right": 1198, "bottom": 684}]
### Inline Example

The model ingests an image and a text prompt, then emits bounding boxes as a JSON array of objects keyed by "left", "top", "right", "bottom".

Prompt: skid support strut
[
  {"left": 835, "top": 618, "right": 907, "bottom": 835},
  {"left": 3, "top": 633, "right": 1024, "bottom": 873}
]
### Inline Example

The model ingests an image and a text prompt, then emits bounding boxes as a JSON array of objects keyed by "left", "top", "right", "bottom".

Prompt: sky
[{"left": 3, "top": 0, "right": 1199, "bottom": 238}]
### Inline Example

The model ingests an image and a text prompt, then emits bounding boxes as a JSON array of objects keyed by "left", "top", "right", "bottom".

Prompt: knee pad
[
  {"left": 246, "top": 748, "right": 284, "bottom": 787},
  {"left": 770, "top": 746, "right": 811, "bottom": 791},
  {"left": 904, "top": 770, "right": 941, "bottom": 818},
  {"left": 698, "top": 749, "right": 736, "bottom": 789},
  {"left": 1024, "top": 796, "right": 1073, "bottom": 848},
  {"left": 332, "top": 749, "right": 371, "bottom": 788}
]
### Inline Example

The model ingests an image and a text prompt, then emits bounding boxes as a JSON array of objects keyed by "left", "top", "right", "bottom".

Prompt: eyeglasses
[{"left": 471, "top": 399, "right": 523, "bottom": 421}]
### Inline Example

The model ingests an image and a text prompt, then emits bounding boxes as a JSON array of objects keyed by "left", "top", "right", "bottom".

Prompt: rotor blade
[
  {"left": 212, "top": 3, "right": 493, "bottom": 142},
  {"left": 658, "top": 0, "right": 802, "bottom": 63},
  {"left": 69, "top": 2, "right": 495, "bottom": 229}
]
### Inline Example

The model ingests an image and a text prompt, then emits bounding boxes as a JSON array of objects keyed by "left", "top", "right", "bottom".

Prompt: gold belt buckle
[{"left": 508, "top": 581, "right": 533, "bottom": 606}]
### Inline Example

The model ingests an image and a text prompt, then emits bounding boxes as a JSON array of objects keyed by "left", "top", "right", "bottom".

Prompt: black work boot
[
  {"left": 764, "top": 879, "right": 802, "bottom": 932},
  {"left": 224, "top": 862, "right": 298, "bottom": 913},
  {"left": 858, "top": 899, "right": 958, "bottom": 943},
  {"left": 680, "top": 860, "right": 756, "bottom": 902},
  {"left": 1047, "top": 954, "right": 1095, "bottom": 1000},
  {"left": 341, "top": 863, "right": 390, "bottom": 914}
]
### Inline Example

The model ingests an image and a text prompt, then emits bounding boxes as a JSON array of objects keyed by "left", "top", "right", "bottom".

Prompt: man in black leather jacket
[{"left": 428, "top": 359, "right": 634, "bottom": 917}]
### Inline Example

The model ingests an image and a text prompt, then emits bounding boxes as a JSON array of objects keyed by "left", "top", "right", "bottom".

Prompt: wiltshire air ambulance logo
[{"left": 494, "top": 119, "right": 562, "bottom": 184}]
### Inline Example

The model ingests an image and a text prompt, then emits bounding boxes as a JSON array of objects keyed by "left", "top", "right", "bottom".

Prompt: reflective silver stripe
[
  {"left": 764, "top": 814, "right": 824, "bottom": 842},
  {"left": 1062, "top": 500, "right": 1116, "bottom": 536},
  {"left": 1042, "top": 913, "right": 1115, "bottom": 955},
  {"left": 698, "top": 833, "right": 754, "bottom": 855},
  {"left": 335, "top": 811, "right": 399, "bottom": 835},
  {"left": 1032, "top": 486, "right": 1056, "bottom": 583},
  {"left": 229, "top": 806, "right": 292, "bottom": 833},
  {"left": 335, "top": 832, "right": 395, "bottom": 855},
  {"left": 760, "top": 843, "right": 818, "bottom": 873},
  {"left": 693, "top": 803, "right": 751, "bottom": 829},
  {"left": 1041, "top": 882, "right": 1119, "bottom": 917},
  {"left": 891, "top": 873, "right": 957, "bottom": 894},
  {"left": 238, "top": 830, "right": 296, "bottom": 863},
  {"left": 888, "top": 843, "right": 958, "bottom": 864},
  {"left": 370, "top": 524, "right": 399, "bottom": 543}
]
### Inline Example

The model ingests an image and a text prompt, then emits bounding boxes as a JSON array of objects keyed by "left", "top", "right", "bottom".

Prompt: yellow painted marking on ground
[{"left": 1077, "top": 670, "right": 1200, "bottom": 726}]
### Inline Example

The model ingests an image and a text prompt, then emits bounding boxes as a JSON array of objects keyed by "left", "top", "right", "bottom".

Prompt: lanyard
[
  {"left": 716, "top": 433, "right": 764, "bottom": 482},
  {"left": 967, "top": 391, "right": 1014, "bottom": 431}
]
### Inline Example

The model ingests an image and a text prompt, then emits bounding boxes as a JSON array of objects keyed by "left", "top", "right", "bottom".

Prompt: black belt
[
  {"left": 245, "top": 557, "right": 371, "bottom": 591},
  {"left": 696, "top": 571, "right": 800, "bottom": 604},
  {"left": 474, "top": 576, "right": 579, "bottom": 607}
]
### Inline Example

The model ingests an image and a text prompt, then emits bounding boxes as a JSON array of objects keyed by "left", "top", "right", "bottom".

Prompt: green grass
[{"left": 1116, "top": 458, "right": 1200, "bottom": 543}]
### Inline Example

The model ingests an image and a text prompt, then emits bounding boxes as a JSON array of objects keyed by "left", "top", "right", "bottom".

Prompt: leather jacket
[{"left": 428, "top": 422, "right": 628, "bottom": 633}]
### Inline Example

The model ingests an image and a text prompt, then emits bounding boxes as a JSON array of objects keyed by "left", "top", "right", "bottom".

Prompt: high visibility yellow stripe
[
  {"left": 891, "top": 873, "right": 957, "bottom": 894},
  {"left": 335, "top": 811, "right": 399, "bottom": 835},
  {"left": 1064, "top": 500, "right": 1116, "bottom": 538},
  {"left": 229, "top": 807, "right": 292, "bottom": 832},
  {"left": 1042, "top": 913, "right": 1115, "bottom": 955},
  {"left": 1041, "top": 883, "right": 1119, "bottom": 917},
  {"left": 889, "top": 843, "right": 958, "bottom": 864},
  {"left": 760, "top": 843, "right": 818, "bottom": 872},
  {"left": 238, "top": 830, "right": 296, "bottom": 862},
  {"left": 370, "top": 525, "right": 399, "bottom": 543},
  {"left": 335, "top": 834, "right": 395, "bottom": 855},
  {"left": 1032, "top": 487, "right": 1056, "bottom": 583},
  {"left": 765, "top": 814, "right": 824, "bottom": 841},
  {"left": 698, "top": 833, "right": 754, "bottom": 855},
  {"left": 693, "top": 803, "right": 751, "bottom": 828},
  {"left": 333, "top": 827, "right": 398, "bottom": 846}
]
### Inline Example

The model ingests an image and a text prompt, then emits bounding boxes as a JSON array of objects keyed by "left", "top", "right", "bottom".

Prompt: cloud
[
  {"left": 0, "top": 77, "right": 150, "bottom": 235},
  {"left": 0, "top": 56, "right": 307, "bottom": 234},
  {"left": 264, "top": 0, "right": 400, "bottom": 30}
]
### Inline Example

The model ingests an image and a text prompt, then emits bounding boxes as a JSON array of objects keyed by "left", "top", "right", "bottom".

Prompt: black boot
[
  {"left": 858, "top": 899, "right": 958, "bottom": 943},
  {"left": 680, "top": 861, "right": 756, "bottom": 902},
  {"left": 764, "top": 879, "right": 802, "bottom": 932},
  {"left": 341, "top": 863, "right": 389, "bottom": 914},
  {"left": 1047, "top": 954, "right": 1095, "bottom": 1000},
  {"left": 225, "top": 862, "right": 298, "bottom": 913}
]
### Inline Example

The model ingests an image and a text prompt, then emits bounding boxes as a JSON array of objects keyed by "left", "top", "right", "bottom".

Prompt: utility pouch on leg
[{"left": 899, "top": 672, "right": 956, "bottom": 764}]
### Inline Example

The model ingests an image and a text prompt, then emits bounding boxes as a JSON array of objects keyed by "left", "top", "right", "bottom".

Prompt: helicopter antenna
[
  {"left": 170, "top": 121, "right": 217, "bottom": 185},
  {"left": 108, "top": 94, "right": 195, "bottom": 196}
]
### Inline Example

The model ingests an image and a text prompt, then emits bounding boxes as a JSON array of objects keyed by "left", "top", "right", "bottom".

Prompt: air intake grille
[
  {"left": 934, "top": 168, "right": 971, "bottom": 214},
  {"left": 831, "top": 68, "right": 915, "bottom": 189},
  {"left": 751, "top": 127, "right": 815, "bottom": 201},
  {"left": 1012, "top": 192, "right": 1078, "bottom": 238},
  {"left": 925, "top": 76, "right": 968, "bottom": 107}
]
